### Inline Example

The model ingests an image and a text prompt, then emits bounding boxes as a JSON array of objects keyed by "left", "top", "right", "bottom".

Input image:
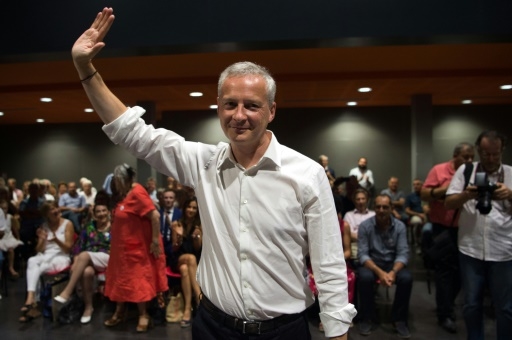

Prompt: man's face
[
  {"left": 374, "top": 196, "right": 392, "bottom": 225},
  {"left": 7, "top": 179, "right": 15, "bottom": 190},
  {"left": 68, "top": 182, "right": 77, "bottom": 195},
  {"left": 412, "top": 180, "right": 423, "bottom": 193},
  {"left": 478, "top": 137, "right": 502, "bottom": 173},
  {"left": 319, "top": 156, "right": 328, "bottom": 168},
  {"left": 354, "top": 192, "right": 368, "bottom": 211},
  {"left": 358, "top": 158, "right": 367, "bottom": 169},
  {"left": 453, "top": 147, "right": 475, "bottom": 170},
  {"left": 147, "top": 180, "right": 156, "bottom": 192},
  {"left": 163, "top": 191, "right": 176, "bottom": 209},
  {"left": 217, "top": 75, "right": 276, "bottom": 148},
  {"left": 388, "top": 177, "right": 399, "bottom": 191}
]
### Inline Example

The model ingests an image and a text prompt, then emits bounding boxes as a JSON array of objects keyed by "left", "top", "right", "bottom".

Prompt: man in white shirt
[
  {"left": 71, "top": 8, "right": 356, "bottom": 339},
  {"left": 445, "top": 130, "right": 512, "bottom": 340},
  {"left": 349, "top": 157, "right": 374, "bottom": 195}
]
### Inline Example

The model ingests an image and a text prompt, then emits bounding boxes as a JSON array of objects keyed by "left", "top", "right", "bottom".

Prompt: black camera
[{"left": 474, "top": 172, "right": 498, "bottom": 215}]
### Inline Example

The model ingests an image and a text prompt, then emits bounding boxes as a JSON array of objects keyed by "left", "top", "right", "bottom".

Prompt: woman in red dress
[{"left": 103, "top": 164, "right": 168, "bottom": 332}]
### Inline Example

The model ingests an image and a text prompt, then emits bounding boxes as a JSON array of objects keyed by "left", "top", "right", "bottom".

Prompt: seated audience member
[
  {"left": 357, "top": 194, "right": 412, "bottom": 338},
  {"left": 344, "top": 188, "right": 375, "bottom": 263},
  {"left": 159, "top": 189, "right": 182, "bottom": 259},
  {"left": 80, "top": 179, "right": 97, "bottom": 207},
  {"left": 0, "top": 185, "right": 18, "bottom": 216},
  {"left": 145, "top": 177, "right": 159, "bottom": 206},
  {"left": 308, "top": 217, "right": 354, "bottom": 332},
  {"left": 19, "top": 201, "right": 74, "bottom": 322},
  {"left": 381, "top": 176, "right": 408, "bottom": 225},
  {"left": 7, "top": 178, "right": 24, "bottom": 208},
  {"left": 170, "top": 197, "right": 202, "bottom": 328},
  {"left": 18, "top": 183, "right": 45, "bottom": 259},
  {"left": 39, "top": 179, "right": 55, "bottom": 201},
  {"left": 333, "top": 176, "right": 359, "bottom": 217},
  {"left": 0, "top": 199, "right": 23, "bottom": 278},
  {"left": 56, "top": 181, "right": 68, "bottom": 201},
  {"left": 54, "top": 199, "right": 111, "bottom": 324},
  {"left": 59, "top": 181, "right": 87, "bottom": 232},
  {"left": 404, "top": 178, "right": 428, "bottom": 246}
]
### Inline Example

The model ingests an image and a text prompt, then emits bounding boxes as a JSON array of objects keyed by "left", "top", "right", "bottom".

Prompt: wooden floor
[{"left": 0, "top": 246, "right": 497, "bottom": 340}]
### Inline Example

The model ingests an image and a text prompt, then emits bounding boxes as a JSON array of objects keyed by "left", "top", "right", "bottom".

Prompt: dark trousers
[
  {"left": 432, "top": 223, "right": 461, "bottom": 322},
  {"left": 459, "top": 252, "right": 512, "bottom": 340},
  {"left": 192, "top": 303, "right": 312, "bottom": 340},
  {"left": 357, "top": 262, "right": 413, "bottom": 323}
]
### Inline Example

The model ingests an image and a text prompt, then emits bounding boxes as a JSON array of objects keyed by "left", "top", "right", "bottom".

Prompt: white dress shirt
[
  {"left": 349, "top": 167, "right": 374, "bottom": 190},
  {"left": 447, "top": 162, "right": 512, "bottom": 261},
  {"left": 103, "top": 106, "right": 356, "bottom": 337}
]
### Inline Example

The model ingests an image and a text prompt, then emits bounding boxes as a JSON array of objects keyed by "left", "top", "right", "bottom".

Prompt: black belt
[{"left": 200, "top": 295, "right": 303, "bottom": 335}]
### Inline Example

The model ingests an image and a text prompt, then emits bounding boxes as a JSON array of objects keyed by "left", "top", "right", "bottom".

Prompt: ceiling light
[
  {"left": 500, "top": 84, "right": 512, "bottom": 90},
  {"left": 84, "top": 108, "right": 94, "bottom": 113},
  {"left": 40, "top": 97, "right": 52, "bottom": 103},
  {"left": 0, "top": 112, "right": 4, "bottom": 116},
  {"left": 462, "top": 99, "right": 472, "bottom": 104},
  {"left": 347, "top": 101, "right": 357, "bottom": 106},
  {"left": 36, "top": 118, "right": 45, "bottom": 123},
  {"left": 189, "top": 92, "right": 203, "bottom": 97},
  {"left": 358, "top": 87, "right": 372, "bottom": 93},
  {"left": 209, "top": 104, "right": 218, "bottom": 109}
]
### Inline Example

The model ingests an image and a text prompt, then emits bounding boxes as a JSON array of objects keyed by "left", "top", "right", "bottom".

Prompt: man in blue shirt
[{"left": 357, "top": 194, "right": 412, "bottom": 338}]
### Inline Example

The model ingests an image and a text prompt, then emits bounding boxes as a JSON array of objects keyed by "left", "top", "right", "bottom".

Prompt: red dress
[{"left": 104, "top": 183, "right": 168, "bottom": 302}]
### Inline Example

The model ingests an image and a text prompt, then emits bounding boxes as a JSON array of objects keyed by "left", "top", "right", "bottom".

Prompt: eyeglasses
[
  {"left": 479, "top": 150, "right": 502, "bottom": 159},
  {"left": 374, "top": 205, "right": 390, "bottom": 210}
]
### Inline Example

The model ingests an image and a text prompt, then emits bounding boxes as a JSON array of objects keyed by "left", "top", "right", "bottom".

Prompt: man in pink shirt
[{"left": 421, "top": 142, "right": 474, "bottom": 334}]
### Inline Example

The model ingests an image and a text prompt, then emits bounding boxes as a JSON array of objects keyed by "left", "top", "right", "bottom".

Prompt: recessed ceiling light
[
  {"left": 40, "top": 97, "right": 52, "bottom": 103},
  {"left": 189, "top": 92, "right": 203, "bottom": 97},
  {"left": 347, "top": 101, "right": 357, "bottom": 106},
  {"left": 36, "top": 118, "right": 45, "bottom": 123},
  {"left": 462, "top": 99, "right": 472, "bottom": 104},
  {"left": 0, "top": 112, "right": 4, "bottom": 116},
  {"left": 500, "top": 84, "right": 512, "bottom": 90},
  {"left": 209, "top": 104, "right": 218, "bottom": 109},
  {"left": 84, "top": 108, "right": 94, "bottom": 113},
  {"left": 358, "top": 87, "right": 372, "bottom": 93}
]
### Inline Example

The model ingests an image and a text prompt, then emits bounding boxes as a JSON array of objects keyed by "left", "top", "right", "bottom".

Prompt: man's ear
[{"left": 268, "top": 102, "right": 276, "bottom": 123}]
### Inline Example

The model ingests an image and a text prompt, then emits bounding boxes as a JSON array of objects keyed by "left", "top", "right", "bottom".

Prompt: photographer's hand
[{"left": 493, "top": 183, "right": 512, "bottom": 201}]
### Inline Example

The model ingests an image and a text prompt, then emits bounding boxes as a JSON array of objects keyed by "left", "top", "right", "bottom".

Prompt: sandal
[
  {"left": 180, "top": 318, "right": 191, "bottom": 328},
  {"left": 136, "top": 314, "right": 153, "bottom": 333},
  {"left": 19, "top": 304, "right": 41, "bottom": 323},
  {"left": 20, "top": 304, "right": 33, "bottom": 313},
  {"left": 104, "top": 311, "right": 124, "bottom": 327}
]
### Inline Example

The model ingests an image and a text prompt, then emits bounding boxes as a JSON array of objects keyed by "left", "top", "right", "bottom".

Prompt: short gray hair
[{"left": 218, "top": 61, "right": 276, "bottom": 106}]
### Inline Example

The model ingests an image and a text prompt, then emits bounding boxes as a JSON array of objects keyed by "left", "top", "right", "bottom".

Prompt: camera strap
[{"left": 475, "top": 163, "right": 504, "bottom": 183}]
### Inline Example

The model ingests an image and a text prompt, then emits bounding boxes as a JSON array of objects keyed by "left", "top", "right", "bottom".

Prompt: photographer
[{"left": 445, "top": 130, "right": 512, "bottom": 340}]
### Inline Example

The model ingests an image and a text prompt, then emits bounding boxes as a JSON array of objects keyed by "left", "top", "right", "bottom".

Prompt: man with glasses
[
  {"left": 446, "top": 130, "right": 512, "bottom": 340},
  {"left": 356, "top": 194, "right": 412, "bottom": 338}
]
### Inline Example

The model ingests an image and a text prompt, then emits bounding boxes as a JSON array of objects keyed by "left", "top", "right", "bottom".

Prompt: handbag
[
  {"left": 165, "top": 292, "right": 184, "bottom": 323},
  {"left": 57, "top": 293, "right": 84, "bottom": 324}
]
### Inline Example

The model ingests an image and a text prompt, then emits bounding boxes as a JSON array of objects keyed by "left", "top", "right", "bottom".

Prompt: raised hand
[{"left": 72, "top": 7, "right": 115, "bottom": 67}]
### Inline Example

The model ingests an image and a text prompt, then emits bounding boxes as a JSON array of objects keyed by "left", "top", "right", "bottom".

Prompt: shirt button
[
  {"left": 241, "top": 254, "right": 247, "bottom": 260},
  {"left": 243, "top": 200, "right": 248, "bottom": 204},
  {"left": 244, "top": 282, "right": 249, "bottom": 288}
]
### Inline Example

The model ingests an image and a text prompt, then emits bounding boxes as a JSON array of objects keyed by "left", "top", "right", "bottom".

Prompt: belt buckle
[{"left": 242, "top": 320, "right": 262, "bottom": 335}]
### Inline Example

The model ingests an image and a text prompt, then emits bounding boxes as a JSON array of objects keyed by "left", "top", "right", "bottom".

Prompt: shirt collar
[{"left": 217, "top": 130, "right": 281, "bottom": 171}]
